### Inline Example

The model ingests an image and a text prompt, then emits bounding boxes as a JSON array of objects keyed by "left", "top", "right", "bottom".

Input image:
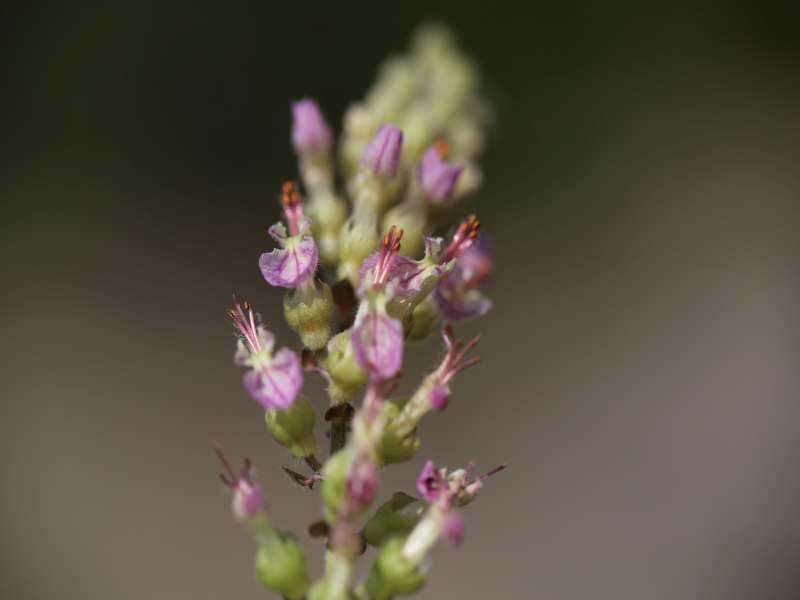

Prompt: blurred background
[{"left": 2, "top": 2, "right": 799, "bottom": 599}]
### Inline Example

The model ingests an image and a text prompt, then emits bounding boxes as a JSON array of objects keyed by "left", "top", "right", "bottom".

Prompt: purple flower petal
[
  {"left": 259, "top": 235, "right": 318, "bottom": 288},
  {"left": 242, "top": 347, "right": 303, "bottom": 410},
  {"left": 416, "top": 460, "right": 443, "bottom": 503},
  {"left": 434, "top": 269, "right": 492, "bottom": 322},
  {"left": 442, "top": 511, "right": 465, "bottom": 545},
  {"left": 418, "top": 145, "right": 463, "bottom": 203},
  {"left": 429, "top": 382, "right": 450, "bottom": 411},
  {"left": 351, "top": 304, "right": 404, "bottom": 380},
  {"left": 232, "top": 480, "right": 264, "bottom": 521}
]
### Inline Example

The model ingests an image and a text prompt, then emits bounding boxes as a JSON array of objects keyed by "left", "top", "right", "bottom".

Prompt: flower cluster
[{"left": 216, "top": 25, "right": 504, "bottom": 600}]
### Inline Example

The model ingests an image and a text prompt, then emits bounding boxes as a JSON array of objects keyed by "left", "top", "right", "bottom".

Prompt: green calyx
[
  {"left": 364, "top": 537, "right": 427, "bottom": 600},
  {"left": 377, "top": 398, "right": 421, "bottom": 466},
  {"left": 321, "top": 447, "right": 355, "bottom": 524},
  {"left": 363, "top": 492, "right": 422, "bottom": 547},
  {"left": 284, "top": 280, "right": 334, "bottom": 351},
  {"left": 324, "top": 331, "right": 367, "bottom": 404},
  {"left": 254, "top": 530, "right": 310, "bottom": 600},
  {"left": 404, "top": 295, "right": 440, "bottom": 342},
  {"left": 265, "top": 395, "right": 317, "bottom": 460}
]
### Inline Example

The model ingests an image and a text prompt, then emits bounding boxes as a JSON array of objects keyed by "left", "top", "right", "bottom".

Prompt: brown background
[{"left": 2, "top": 2, "right": 799, "bottom": 599}]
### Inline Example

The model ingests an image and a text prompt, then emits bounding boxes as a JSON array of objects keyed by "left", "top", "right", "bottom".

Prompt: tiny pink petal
[
  {"left": 429, "top": 383, "right": 450, "bottom": 411},
  {"left": 442, "top": 512, "right": 465, "bottom": 545},
  {"left": 232, "top": 480, "right": 263, "bottom": 521},
  {"left": 416, "top": 460, "right": 442, "bottom": 503},
  {"left": 259, "top": 235, "right": 318, "bottom": 288},
  {"left": 434, "top": 270, "right": 492, "bottom": 322},
  {"left": 242, "top": 347, "right": 303, "bottom": 410},
  {"left": 352, "top": 306, "right": 404, "bottom": 380}
]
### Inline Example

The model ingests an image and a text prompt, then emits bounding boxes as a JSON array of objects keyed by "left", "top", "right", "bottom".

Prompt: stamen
[
  {"left": 434, "top": 138, "right": 450, "bottom": 160},
  {"left": 214, "top": 442, "right": 238, "bottom": 488},
  {"left": 228, "top": 297, "right": 261, "bottom": 354},
  {"left": 441, "top": 215, "right": 480, "bottom": 263},
  {"left": 374, "top": 225, "right": 404, "bottom": 285},
  {"left": 280, "top": 180, "right": 305, "bottom": 236}
]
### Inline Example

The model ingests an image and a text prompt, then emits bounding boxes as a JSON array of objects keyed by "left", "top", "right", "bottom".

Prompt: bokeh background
[{"left": 2, "top": 2, "right": 799, "bottom": 599}]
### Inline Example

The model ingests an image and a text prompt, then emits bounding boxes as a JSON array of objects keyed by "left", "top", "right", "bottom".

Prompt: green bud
[
  {"left": 377, "top": 398, "right": 420, "bottom": 466},
  {"left": 306, "top": 190, "right": 347, "bottom": 265},
  {"left": 338, "top": 216, "right": 378, "bottom": 287},
  {"left": 404, "top": 295, "right": 440, "bottom": 342},
  {"left": 321, "top": 447, "right": 355, "bottom": 524},
  {"left": 363, "top": 492, "right": 421, "bottom": 547},
  {"left": 284, "top": 279, "right": 334, "bottom": 351},
  {"left": 365, "top": 537, "right": 427, "bottom": 600},
  {"left": 382, "top": 205, "right": 427, "bottom": 259},
  {"left": 265, "top": 395, "right": 317, "bottom": 460},
  {"left": 255, "top": 531, "right": 310, "bottom": 600},
  {"left": 324, "top": 331, "right": 367, "bottom": 404}
]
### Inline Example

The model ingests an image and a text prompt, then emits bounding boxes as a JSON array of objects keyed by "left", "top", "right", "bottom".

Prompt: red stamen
[
  {"left": 374, "top": 225, "right": 404, "bottom": 285},
  {"left": 441, "top": 215, "right": 480, "bottom": 263},
  {"left": 280, "top": 181, "right": 305, "bottom": 236}
]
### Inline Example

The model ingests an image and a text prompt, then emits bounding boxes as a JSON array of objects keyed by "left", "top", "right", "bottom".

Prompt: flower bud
[
  {"left": 363, "top": 492, "right": 421, "bottom": 547},
  {"left": 291, "top": 98, "right": 332, "bottom": 156},
  {"left": 417, "top": 144, "right": 463, "bottom": 203},
  {"left": 321, "top": 447, "right": 355, "bottom": 524},
  {"left": 255, "top": 530, "right": 310, "bottom": 600},
  {"left": 361, "top": 124, "right": 404, "bottom": 178},
  {"left": 338, "top": 216, "right": 379, "bottom": 287},
  {"left": 364, "top": 538, "right": 427, "bottom": 600},
  {"left": 377, "top": 398, "right": 420, "bottom": 465},
  {"left": 324, "top": 331, "right": 368, "bottom": 404},
  {"left": 404, "top": 296, "right": 440, "bottom": 342},
  {"left": 265, "top": 394, "right": 317, "bottom": 460},
  {"left": 283, "top": 279, "right": 334, "bottom": 351}
]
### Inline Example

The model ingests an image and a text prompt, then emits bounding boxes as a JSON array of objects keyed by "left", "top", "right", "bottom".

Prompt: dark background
[{"left": 2, "top": 2, "right": 799, "bottom": 599}]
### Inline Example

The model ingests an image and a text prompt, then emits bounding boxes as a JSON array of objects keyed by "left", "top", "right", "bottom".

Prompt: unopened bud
[
  {"left": 378, "top": 398, "right": 420, "bottom": 465},
  {"left": 338, "top": 217, "right": 379, "bottom": 287},
  {"left": 324, "top": 331, "right": 368, "bottom": 403},
  {"left": 284, "top": 279, "right": 334, "bottom": 351},
  {"left": 365, "top": 538, "right": 427, "bottom": 600},
  {"left": 321, "top": 448, "right": 355, "bottom": 524},
  {"left": 255, "top": 530, "right": 310, "bottom": 600},
  {"left": 404, "top": 296, "right": 440, "bottom": 342},
  {"left": 265, "top": 394, "right": 317, "bottom": 460}
]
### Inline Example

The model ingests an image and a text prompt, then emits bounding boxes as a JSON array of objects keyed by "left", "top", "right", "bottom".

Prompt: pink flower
[
  {"left": 215, "top": 446, "right": 264, "bottom": 521},
  {"left": 259, "top": 182, "right": 319, "bottom": 288},
  {"left": 433, "top": 216, "right": 493, "bottom": 321},
  {"left": 351, "top": 298, "right": 404, "bottom": 381},
  {"left": 362, "top": 124, "right": 404, "bottom": 177},
  {"left": 417, "top": 144, "right": 463, "bottom": 203},
  {"left": 291, "top": 98, "right": 332, "bottom": 155},
  {"left": 426, "top": 326, "right": 480, "bottom": 411},
  {"left": 416, "top": 460, "right": 447, "bottom": 504},
  {"left": 229, "top": 300, "right": 303, "bottom": 410}
]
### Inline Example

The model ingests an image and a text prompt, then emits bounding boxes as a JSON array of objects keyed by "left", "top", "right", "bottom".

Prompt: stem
[{"left": 330, "top": 420, "right": 347, "bottom": 455}]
